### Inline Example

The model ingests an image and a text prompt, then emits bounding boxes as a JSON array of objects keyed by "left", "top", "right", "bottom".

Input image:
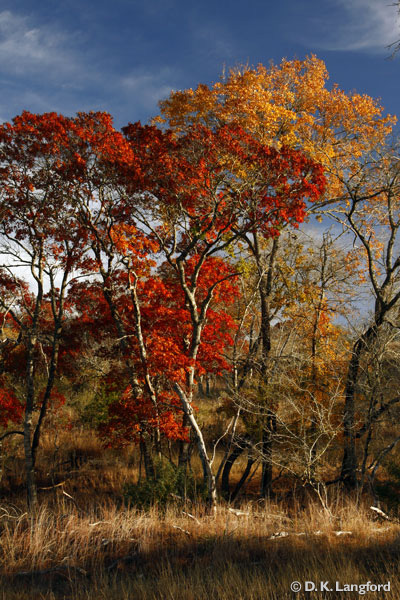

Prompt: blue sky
[{"left": 0, "top": 0, "right": 399, "bottom": 129}]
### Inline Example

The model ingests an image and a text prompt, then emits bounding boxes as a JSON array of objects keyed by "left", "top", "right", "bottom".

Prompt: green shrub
[
  {"left": 124, "top": 458, "right": 205, "bottom": 508},
  {"left": 79, "top": 389, "right": 119, "bottom": 428}
]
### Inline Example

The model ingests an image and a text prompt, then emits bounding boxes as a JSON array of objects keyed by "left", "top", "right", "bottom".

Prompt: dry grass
[
  {"left": 1, "top": 421, "right": 257, "bottom": 506},
  {"left": 1, "top": 419, "right": 400, "bottom": 598},
  {"left": 0, "top": 496, "right": 399, "bottom": 599},
  {"left": 0, "top": 424, "right": 138, "bottom": 505}
]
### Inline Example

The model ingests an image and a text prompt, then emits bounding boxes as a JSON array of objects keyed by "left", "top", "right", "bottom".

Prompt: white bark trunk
[{"left": 174, "top": 383, "right": 217, "bottom": 512}]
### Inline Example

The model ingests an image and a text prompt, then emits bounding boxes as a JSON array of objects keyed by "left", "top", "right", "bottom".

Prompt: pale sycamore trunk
[{"left": 174, "top": 383, "right": 217, "bottom": 512}]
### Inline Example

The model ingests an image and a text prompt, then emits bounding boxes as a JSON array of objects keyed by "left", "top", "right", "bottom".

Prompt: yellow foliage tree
[
  {"left": 156, "top": 56, "right": 396, "bottom": 494},
  {"left": 156, "top": 55, "right": 394, "bottom": 202}
]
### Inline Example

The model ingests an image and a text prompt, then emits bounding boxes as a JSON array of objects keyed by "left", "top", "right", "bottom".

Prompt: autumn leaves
[{"left": 0, "top": 56, "right": 398, "bottom": 508}]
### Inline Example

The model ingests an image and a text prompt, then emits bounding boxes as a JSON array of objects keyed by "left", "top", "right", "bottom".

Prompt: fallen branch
[
  {"left": 228, "top": 508, "right": 249, "bottom": 517},
  {"left": 370, "top": 506, "right": 400, "bottom": 523},
  {"left": 268, "top": 530, "right": 353, "bottom": 540},
  {"left": 182, "top": 511, "right": 200, "bottom": 524},
  {"left": 38, "top": 481, "right": 66, "bottom": 491},
  {"left": 172, "top": 525, "right": 191, "bottom": 536}
]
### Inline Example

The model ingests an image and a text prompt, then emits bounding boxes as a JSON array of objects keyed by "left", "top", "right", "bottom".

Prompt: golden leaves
[{"left": 156, "top": 56, "right": 395, "bottom": 206}]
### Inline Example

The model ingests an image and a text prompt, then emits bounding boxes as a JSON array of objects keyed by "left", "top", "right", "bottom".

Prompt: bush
[
  {"left": 79, "top": 389, "right": 119, "bottom": 428},
  {"left": 124, "top": 458, "right": 205, "bottom": 508}
]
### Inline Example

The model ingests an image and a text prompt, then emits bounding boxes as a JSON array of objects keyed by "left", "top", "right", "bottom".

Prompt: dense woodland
[{"left": 1, "top": 56, "right": 400, "bottom": 521}]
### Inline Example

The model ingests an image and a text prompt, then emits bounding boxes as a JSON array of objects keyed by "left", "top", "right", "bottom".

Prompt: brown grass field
[{"left": 1, "top": 425, "right": 399, "bottom": 599}]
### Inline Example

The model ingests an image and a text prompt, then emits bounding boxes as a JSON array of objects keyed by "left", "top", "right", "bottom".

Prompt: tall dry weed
[{"left": 0, "top": 497, "right": 399, "bottom": 599}]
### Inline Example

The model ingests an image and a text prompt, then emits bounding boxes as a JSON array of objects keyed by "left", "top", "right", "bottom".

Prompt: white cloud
[
  {"left": 121, "top": 68, "right": 177, "bottom": 106},
  {"left": 0, "top": 10, "right": 112, "bottom": 121},
  {"left": 0, "top": 10, "right": 179, "bottom": 124},
  {"left": 0, "top": 10, "right": 81, "bottom": 78},
  {"left": 305, "top": 0, "right": 400, "bottom": 54}
]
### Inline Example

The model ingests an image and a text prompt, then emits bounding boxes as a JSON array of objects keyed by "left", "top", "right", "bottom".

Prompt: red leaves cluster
[
  {"left": 103, "top": 386, "right": 188, "bottom": 446},
  {"left": 122, "top": 122, "right": 326, "bottom": 239},
  {"left": 0, "top": 384, "right": 23, "bottom": 427},
  {"left": 78, "top": 255, "right": 239, "bottom": 446},
  {"left": 0, "top": 110, "right": 326, "bottom": 447}
]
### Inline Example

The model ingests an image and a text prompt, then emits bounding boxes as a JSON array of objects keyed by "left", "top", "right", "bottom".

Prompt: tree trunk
[
  {"left": 24, "top": 332, "right": 38, "bottom": 509},
  {"left": 254, "top": 234, "right": 279, "bottom": 497},
  {"left": 198, "top": 376, "right": 204, "bottom": 395},
  {"left": 260, "top": 411, "right": 276, "bottom": 497},
  {"left": 24, "top": 410, "right": 37, "bottom": 508},
  {"left": 174, "top": 383, "right": 217, "bottom": 512},
  {"left": 178, "top": 413, "right": 191, "bottom": 469},
  {"left": 221, "top": 441, "right": 246, "bottom": 500},
  {"left": 340, "top": 323, "right": 379, "bottom": 489},
  {"left": 206, "top": 375, "right": 211, "bottom": 397},
  {"left": 231, "top": 454, "right": 256, "bottom": 502},
  {"left": 140, "top": 437, "right": 155, "bottom": 479}
]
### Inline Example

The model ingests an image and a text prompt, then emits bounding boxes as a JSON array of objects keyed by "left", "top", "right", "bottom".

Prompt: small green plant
[
  {"left": 79, "top": 389, "right": 119, "bottom": 428},
  {"left": 124, "top": 458, "right": 205, "bottom": 508}
]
